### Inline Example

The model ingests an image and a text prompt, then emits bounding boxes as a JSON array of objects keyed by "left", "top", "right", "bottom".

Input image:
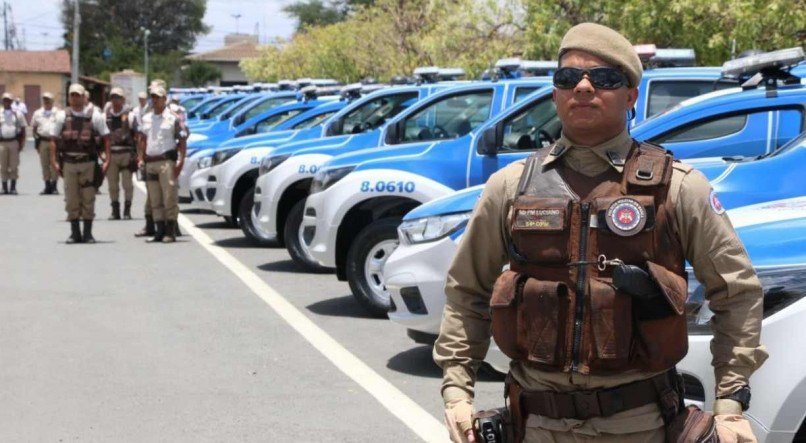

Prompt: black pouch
[
  {"left": 473, "top": 408, "right": 512, "bottom": 443},
  {"left": 165, "top": 150, "right": 178, "bottom": 161},
  {"left": 93, "top": 161, "right": 105, "bottom": 189}
]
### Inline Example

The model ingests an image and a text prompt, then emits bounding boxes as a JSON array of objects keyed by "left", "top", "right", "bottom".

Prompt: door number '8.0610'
[{"left": 360, "top": 181, "right": 415, "bottom": 193}]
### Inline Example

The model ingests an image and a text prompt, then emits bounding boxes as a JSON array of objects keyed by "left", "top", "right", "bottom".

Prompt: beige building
[
  {"left": 186, "top": 34, "right": 261, "bottom": 86},
  {"left": 0, "top": 50, "right": 71, "bottom": 121}
]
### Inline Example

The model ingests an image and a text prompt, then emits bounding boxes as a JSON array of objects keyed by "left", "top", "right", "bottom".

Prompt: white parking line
[{"left": 134, "top": 182, "right": 448, "bottom": 442}]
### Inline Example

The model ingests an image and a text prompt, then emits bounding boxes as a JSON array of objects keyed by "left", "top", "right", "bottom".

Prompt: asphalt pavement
[{"left": 0, "top": 142, "right": 504, "bottom": 442}]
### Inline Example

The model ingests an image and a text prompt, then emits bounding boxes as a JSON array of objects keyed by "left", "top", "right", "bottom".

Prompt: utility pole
[
  {"left": 142, "top": 28, "right": 150, "bottom": 83},
  {"left": 70, "top": 0, "right": 80, "bottom": 84},
  {"left": 3, "top": 1, "right": 9, "bottom": 50},
  {"left": 232, "top": 14, "right": 242, "bottom": 34}
]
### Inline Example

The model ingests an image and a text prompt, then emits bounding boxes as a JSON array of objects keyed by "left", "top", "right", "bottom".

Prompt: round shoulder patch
[
  {"left": 606, "top": 198, "right": 647, "bottom": 236},
  {"left": 709, "top": 190, "right": 726, "bottom": 215}
]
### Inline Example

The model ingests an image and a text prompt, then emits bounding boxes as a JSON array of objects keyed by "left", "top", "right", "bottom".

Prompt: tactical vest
[
  {"left": 59, "top": 110, "right": 98, "bottom": 155},
  {"left": 490, "top": 142, "right": 689, "bottom": 375},
  {"left": 106, "top": 108, "right": 134, "bottom": 147}
]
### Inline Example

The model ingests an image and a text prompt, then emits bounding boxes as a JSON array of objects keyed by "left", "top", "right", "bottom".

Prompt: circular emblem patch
[
  {"left": 709, "top": 190, "right": 726, "bottom": 215},
  {"left": 606, "top": 198, "right": 647, "bottom": 236}
]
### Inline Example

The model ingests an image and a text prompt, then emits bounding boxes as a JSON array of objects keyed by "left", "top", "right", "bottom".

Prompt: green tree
[
  {"left": 283, "top": 0, "right": 376, "bottom": 31},
  {"left": 61, "top": 0, "right": 209, "bottom": 80},
  {"left": 181, "top": 61, "right": 222, "bottom": 86}
]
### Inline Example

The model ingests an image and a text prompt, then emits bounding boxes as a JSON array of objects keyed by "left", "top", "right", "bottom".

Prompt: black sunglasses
[{"left": 553, "top": 67, "right": 628, "bottom": 90}]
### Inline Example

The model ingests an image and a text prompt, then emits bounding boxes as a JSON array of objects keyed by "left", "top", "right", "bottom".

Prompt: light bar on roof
[
  {"left": 722, "top": 47, "right": 806, "bottom": 77},
  {"left": 634, "top": 44, "right": 657, "bottom": 61},
  {"left": 438, "top": 68, "right": 466, "bottom": 79},
  {"left": 300, "top": 85, "right": 318, "bottom": 98},
  {"left": 495, "top": 58, "right": 522, "bottom": 71},
  {"left": 413, "top": 66, "right": 440, "bottom": 76},
  {"left": 520, "top": 60, "right": 558, "bottom": 76},
  {"left": 651, "top": 48, "right": 696, "bottom": 67}
]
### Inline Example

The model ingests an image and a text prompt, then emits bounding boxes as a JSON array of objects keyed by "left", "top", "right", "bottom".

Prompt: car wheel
[
  {"left": 345, "top": 218, "right": 400, "bottom": 317},
  {"left": 223, "top": 215, "right": 238, "bottom": 228},
  {"left": 284, "top": 199, "right": 331, "bottom": 272},
  {"left": 238, "top": 186, "right": 278, "bottom": 246}
]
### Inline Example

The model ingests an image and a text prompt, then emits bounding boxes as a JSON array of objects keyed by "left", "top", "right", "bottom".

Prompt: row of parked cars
[{"left": 173, "top": 46, "right": 806, "bottom": 443}]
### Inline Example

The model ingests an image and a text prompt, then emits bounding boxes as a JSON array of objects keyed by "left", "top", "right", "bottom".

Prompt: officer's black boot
[
  {"left": 40, "top": 181, "right": 50, "bottom": 195},
  {"left": 108, "top": 201, "right": 121, "bottom": 220},
  {"left": 66, "top": 220, "right": 83, "bottom": 244},
  {"left": 50, "top": 180, "right": 59, "bottom": 195},
  {"left": 82, "top": 220, "right": 96, "bottom": 244},
  {"left": 123, "top": 201, "right": 132, "bottom": 220},
  {"left": 9, "top": 180, "right": 17, "bottom": 195},
  {"left": 134, "top": 216, "right": 155, "bottom": 237},
  {"left": 2, "top": 181, "right": 8, "bottom": 194},
  {"left": 163, "top": 220, "right": 177, "bottom": 243},
  {"left": 148, "top": 221, "right": 166, "bottom": 243}
]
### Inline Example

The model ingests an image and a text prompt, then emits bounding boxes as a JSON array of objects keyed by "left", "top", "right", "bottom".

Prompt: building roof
[
  {"left": 0, "top": 50, "right": 70, "bottom": 74},
  {"left": 187, "top": 41, "right": 261, "bottom": 63}
]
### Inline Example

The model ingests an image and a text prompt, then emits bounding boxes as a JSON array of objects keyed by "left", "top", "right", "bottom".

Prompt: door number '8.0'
[{"left": 360, "top": 181, "right": 415, "bottom": 193}]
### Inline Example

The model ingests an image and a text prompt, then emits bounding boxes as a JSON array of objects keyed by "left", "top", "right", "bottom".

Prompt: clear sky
[{"left": 7, "top": 0, "right": 297, "bottom": 53}]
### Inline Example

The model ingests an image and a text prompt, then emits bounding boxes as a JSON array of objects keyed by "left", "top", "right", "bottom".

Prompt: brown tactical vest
[
  {"left": 59, "top": 110, "right": 99, "bottom": 155},
  {"left": 490, "top": 142, "right": 689, "bottom": 375},
  {"left": 106, "top": 108, "right": 134, "bottom": 147}
]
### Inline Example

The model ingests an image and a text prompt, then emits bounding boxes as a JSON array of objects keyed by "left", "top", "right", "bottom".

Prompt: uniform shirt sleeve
[
  {"left": 92, "top": 109, "right": 110, "bottom": 136},
  {"left": 16, "top": 110, "right": 28, "bottom": 128},
  {"left": 673, "top": 167, "right": 768, "bottom": 397},
  {"left": 433, "top": 163, "right": 519, "bottom": 404},
  {"left": 174, "top": 117, "right": 188, "bottom": 141}
]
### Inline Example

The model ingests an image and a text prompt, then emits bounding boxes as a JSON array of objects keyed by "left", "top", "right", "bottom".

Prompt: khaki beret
[
  {"left": 110, "top": 87, "right": 125, "bottom": 97},
  {"left": 558, "top": 23, "right": 642, "bottom": 88},
  {"left": 68, "top": 83, "right": 86, "bottom": 95},
  {"left": 1, "top": 92, "right": 12, "bottom": 100}
]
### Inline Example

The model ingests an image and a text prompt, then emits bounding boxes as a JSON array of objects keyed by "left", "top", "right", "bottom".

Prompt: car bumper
[
  {"left": 301, "top": 190, "right": 339, "bottom": 268},
  {"left": 188, "top": 168, "right": 214, "bottom": 212},
  {"left": 254, "top": 173, "right": 280, "bottom": 240}
]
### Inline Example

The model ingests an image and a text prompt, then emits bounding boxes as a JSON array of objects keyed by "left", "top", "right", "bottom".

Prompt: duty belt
[
  {"left": 510, "top": 370, "right": 680, "bottom": 420},
  {"left": 0, "top": 136, "right": 18, "bottom": 142},
  {"left": 111, "top": 147, "right": 133, "bottom": 154},
  {"left": 144, "top": 153, "right": 171, "bottom": 162},
  {"left": 62, "top": 155, "right": 93, "bottom": 163}
]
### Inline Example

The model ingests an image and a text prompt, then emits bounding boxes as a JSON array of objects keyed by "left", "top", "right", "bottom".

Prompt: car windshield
[
  {"left": 189, "top": 98, "right": 220, "bottom": 115},
  {"left": 181, "top": 96, "right": 204, "bottom": 110},
  {"left": 400, "top": 90, "right": 494, "bottom": 143},
  {"left": 205, "top": 98, "right": 240, "bottom": 118},
  {"left": 337, "top": 92, "right": 419, "bottom": 135},
  {"left": 237, "top": 97, "right": 297, "bottom": 125},
  {"left": 254, "top": 109, "right": 304, "bottom": 133},
  {"left": 220, "top": 95, "right": 262, "bottom": 120}
]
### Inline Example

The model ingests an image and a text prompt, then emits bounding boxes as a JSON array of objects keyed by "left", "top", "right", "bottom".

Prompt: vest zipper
[{"left": 571, "top": 202, "right": 590, "bottom": 371}]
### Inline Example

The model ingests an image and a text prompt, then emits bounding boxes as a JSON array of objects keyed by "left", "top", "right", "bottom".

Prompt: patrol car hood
[
  {"left": 404, "top": 185, "right": 484, "bottom": 220},
  {"left": 218, "top": 129, "right": 299, "bottom": 148},
  {"left": 270, "top": 134, "right": 351, "bottom": 157},
  {"left": 322, "top": 141, "right": 434, "bottom": 170},
  {"left": 278, "top": 131, "right": 381, "bottom": 159}
]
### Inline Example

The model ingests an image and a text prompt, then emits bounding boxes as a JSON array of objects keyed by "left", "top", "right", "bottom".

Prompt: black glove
[{"left": 612, "top": 264, "right": 675, "bottom": 320}]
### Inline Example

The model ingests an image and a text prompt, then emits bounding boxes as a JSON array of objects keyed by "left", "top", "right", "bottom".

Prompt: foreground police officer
[
  {"left": 137, "top": 85, "right": 187, "bottom": 243},
  {"left": 0, "top": 92, "right": 28, "bottom": 194},
  {"left": 105, "top": 87, "right": 136, "bottom": 220},
  {"left": 32, "top": 92, "right": 63, "bottom": 195},
  {"left": 51, "top": 84, "right": 110, "bottom": 244},
  {"left": 436, "top": 23, "right": 766, "bottom": 443}
]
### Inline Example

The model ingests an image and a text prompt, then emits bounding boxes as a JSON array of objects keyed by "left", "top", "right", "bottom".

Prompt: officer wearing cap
[
  {"left": 436, "top": 23, "right": 766, "bottom": 443},
  {"left": 0, "top": 92, "right": 28, "bottom": 194},
  {"left": 31, "top": 92, "right": 64, "bottom": 195},
  {"left": 105, "top": 87, "right": 136, "bottom": 220},
  {"left": 51, "top": 83, "right": 111, "bottom": 244},
  {"left": 134, "top": 80, "right": 167, "bottom": 239},
  {"left": 137, "top": 84, "right": 187, "bottom": 243}
]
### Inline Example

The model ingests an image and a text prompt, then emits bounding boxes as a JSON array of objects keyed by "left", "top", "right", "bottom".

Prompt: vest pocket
[
  {"left": 589, "top": 278, "right": 633, "bottom": 369},
  {"left": 490, "top": 270, "right": 567, "bottom": 365},
  {"left": 510, "top": 197, "right": 570, "bottom": 264}
]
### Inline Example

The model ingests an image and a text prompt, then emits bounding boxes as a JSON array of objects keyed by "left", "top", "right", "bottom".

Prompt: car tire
[
  {"left": 223, "top": 215, "right": 238, "bottom": 228},
  {"left": 239, "top": 186, "right": 278, "bottom": 246},
  {"left": 345, "top": 218, "right": 400, "bottom": 317},
  {"left": 284, "top": 199, "right": 331, "bottom": 272}
]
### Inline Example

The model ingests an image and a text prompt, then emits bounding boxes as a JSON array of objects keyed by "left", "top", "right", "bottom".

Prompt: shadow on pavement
[
  {"left": 386, "top": 346, "right": 506, "bottom": 381},
  {"left": 193, "top": 221, "right": 235, "bottom": 229},
  {"left": 258, "top": 259, "right": 334, "bottom": 274},
  {"left": 306, "top": 295, "right": 382, "bottom": 320},
  {"left": 213, "top": 237, "right": 264, "bottom": 248}
]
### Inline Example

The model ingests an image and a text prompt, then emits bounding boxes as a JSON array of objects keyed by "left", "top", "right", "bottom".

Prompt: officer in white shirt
[
  {"left": 0, "top": 92, "right": 28, "bottom": 194},
  {"left": 31, "top": 92, "right": 64, "bottom": 195}
]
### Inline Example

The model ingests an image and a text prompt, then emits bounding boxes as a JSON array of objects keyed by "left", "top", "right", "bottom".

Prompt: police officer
[
  {"left": 51, "top": 84, "right": 110, "bottom": 244},
  {"left": 134, "top": 80, "right": 165, "bottom": 239},
  {"left": 436, "top": 24, "right": 766, "bottom": 443},
  {"left": 131, "top": 91, "right": 148, "bottom": 130},
  {"left": 0, "top": 92, "right": 28, "bottom": 194},
  {"left": 31, "top": 92, "right": 64, "bottom": 195},
  {"left": 105, "top": 87, "right": 136, "bottom": 220},
  {"left": 137, "top": 84, "right": 187, "bottom": 243}
]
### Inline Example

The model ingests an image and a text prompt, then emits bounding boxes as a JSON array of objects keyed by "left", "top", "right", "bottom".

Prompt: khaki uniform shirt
[
  {"left": 31, "top": 107, "right": 64, "bottom": 139},
  {"left": 0, "top": 108, "right": 27, "bottom": 139},
  {"left": 434, "top": 129, "right": 768, "bottom": 431},
  {"left": 140, "top": 108, "right": 187, "bottom": 156}
]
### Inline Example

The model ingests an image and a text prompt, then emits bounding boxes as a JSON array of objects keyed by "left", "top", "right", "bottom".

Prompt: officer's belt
[
  {"left": 144, "top": 151, "right": 175, "bottom": 162},
  {"left": 62, "top": 155, "right": 93, "bottom": 163},
  {"left": 0, "top": 136, "right": 18, "bottom": 142},
  {"left": 512, "top": 370, "right": 674, "bottom": 420},
  {"left": 111, "top": 147, "right": 133, "bottom": 153}
]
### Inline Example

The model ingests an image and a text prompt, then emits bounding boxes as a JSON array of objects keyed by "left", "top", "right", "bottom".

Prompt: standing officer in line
[
  {"left": 134, "top": 80, "right": 163, "bottom": 239},
  {"left": 131, "top": 91, "right": 148, "bottom": 128},
  {"left": 31, "top": 92, "right": 64, "bottom": 195},
  {"left": 437, "top": 23, "right": 766, "bottom": 443},
  {"left": 51, "top": 84, "right": 110, "bottom": 244},
  {"left": 105, "top": 87, "right": 136, "bottom": 220},
  {"left": 137, "top": 84, "right": 187, "bottom": 243},
  {"left": 0, "top": 92, "right": 28, "bottom": 194}
]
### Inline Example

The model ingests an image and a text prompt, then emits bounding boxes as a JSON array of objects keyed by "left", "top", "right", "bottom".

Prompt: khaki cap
[
  {"left": 149, "top": 85, "right": 167, "bottom": 97},
  {"left": 68, "top": 83, "right": 86, "bottom": 95},
  {"left": 42, "top": 92, "right": 54, "bottom": 100},
  {"left": 558, "top": 23, "right": 642, "bottom": 87},
  {"left": 110, "top": 87, "right": 125, "bottom": 97},
  {"left": 1, "top": 92, "right": 12, "bottom": 100},
  {"left": 137, "top": 91, "right": 148, "bottom": 99}
]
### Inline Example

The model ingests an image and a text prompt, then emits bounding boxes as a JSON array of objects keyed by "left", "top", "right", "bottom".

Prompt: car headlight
[
  {"left": 197, "top": 155, "right": 213, "bottom": 170},
  {"left": 259, "top": 154, "right": 290, "bottom": 176},
  {"left": 310, "top": 166, "right": 355, "bottom": 194},
  {"left": 397, "top": 212, "right": 471, "bottom": 245},
  {"left": 686, "top": 265, "right": 806, "bottom": 335},
  {"left": 211, "top": 148, "right": 242, "bottom": 167}
]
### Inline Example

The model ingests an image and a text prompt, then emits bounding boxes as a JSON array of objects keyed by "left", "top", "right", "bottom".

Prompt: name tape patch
[
  {"left": 514, "top": 208, "right": 566, "bottom": 230},
  {"left": 605, "top": 198, "right": 647, "bottom": 236}
]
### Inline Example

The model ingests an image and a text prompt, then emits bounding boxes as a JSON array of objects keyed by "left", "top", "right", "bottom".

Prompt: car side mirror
[
  {"left": 384, "top": 121, "right": 401, "bottom": 145},
  {"left": 478, "top": 124, "right": 502, "bottom": 156}
]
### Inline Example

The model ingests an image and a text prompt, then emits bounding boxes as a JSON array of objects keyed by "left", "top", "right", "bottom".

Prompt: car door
[{"left": 650, "top": 110, "right": 773, "bottom": 158}]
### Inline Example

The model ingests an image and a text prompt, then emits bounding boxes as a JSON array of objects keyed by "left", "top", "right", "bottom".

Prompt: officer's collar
[{"left": 542, "top": 128, "right": 633, "bottom": 173}]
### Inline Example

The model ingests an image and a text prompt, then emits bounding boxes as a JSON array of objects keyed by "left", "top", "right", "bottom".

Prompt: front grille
[
  {"left": 195, "top": 189, "right": 205, "bottom": 201},
  {"left": 305, "top": 207, "right": 316, "bottom": 217},
  {"left": 681, "top": 373, "right": 705, "bottom": 402},
  {"left": 400, "top": 286, "right": 428, "bottom": 315},
  {"left": 205, "top": 188, "right": 216, "bottom": 201},
  {"left": 302, "top": 226, "right": 315, "bottom": 245}
]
